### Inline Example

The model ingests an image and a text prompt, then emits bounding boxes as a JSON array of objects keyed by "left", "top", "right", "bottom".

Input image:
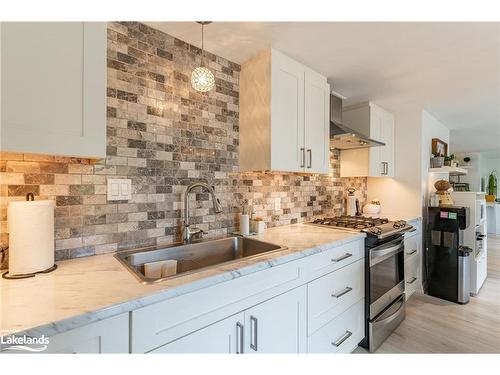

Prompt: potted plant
[
  {"left": 430, "top": 153, "right": 444, "bottom": 168},
  {"left": 486, "top": 170, "right": 497, "bottom": 202},
  {"left": 444, "top": 154, "right": 455, "bottom": 167}
]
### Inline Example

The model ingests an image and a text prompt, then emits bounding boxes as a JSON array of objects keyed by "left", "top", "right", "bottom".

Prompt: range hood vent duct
[{"left": 329, "top": 94, "right": 385, "bottom": 150}]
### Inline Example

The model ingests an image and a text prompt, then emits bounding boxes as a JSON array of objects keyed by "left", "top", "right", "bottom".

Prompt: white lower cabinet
[
  {"left": 404, "top": 218, "right": 422, "bottom": 300},
  {"left": 405, "top": 256, "right": 420, "bottom": 298},
  {"left": 30, "top": 238, "right": 366, "bottom": 355},
  {"left": 149, "top": 287, "right": 307, "bottom": 354},
  {"left": 308, "top": 299, "right": 364, "bottom": 353},
  {"left": 243, "top": 286, "right": 307, "bottom": 354},
  {"left": 307, "top": 259, "right": 364, "bottom": 335},
  {"left": 44, "top": 313, "right": 129, "bottom": 353},
  {"left": 149, "top": 313, "right": 245, "bottom": 354},
  {"left": 134, "top": 238, "right": 366, "bottom": 354}
]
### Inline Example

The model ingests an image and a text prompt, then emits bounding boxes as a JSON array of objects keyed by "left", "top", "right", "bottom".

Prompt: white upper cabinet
[
  {"left": 304, "top": 70, "right": 330, "bottom": 173},
  {"left": 240, "top": 49, "right": 330, "bottom": 174},
  {"left": 270, "top": 50, "right": 305, "bottom": 172},
  {"left": 0, "top": 22, "right": 107, "bottom": 158},
  {"left": 340, "top": 102, "right": 395, "bottom": 177}
]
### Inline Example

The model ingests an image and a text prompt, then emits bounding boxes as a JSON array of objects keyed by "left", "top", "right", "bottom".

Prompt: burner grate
[{"left": 313, "top": 216, "right": 389, "bottom": 229}]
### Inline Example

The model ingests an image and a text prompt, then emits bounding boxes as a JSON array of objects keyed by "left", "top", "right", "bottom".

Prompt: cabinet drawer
[
  {"left": 404, "top": 234, "right": 419, "bottom": 262},
  {"left": 303, "top": 239, "right": 364, "bottom": 277},
  {"left": 404, "top": 255, "right": 419, "bottom": 299},
  {"left": 308, "top": 298, "right": 364, "bottom": 353},
  {"left": 307, "top": 258, "right": 364, "bottom": 335}
]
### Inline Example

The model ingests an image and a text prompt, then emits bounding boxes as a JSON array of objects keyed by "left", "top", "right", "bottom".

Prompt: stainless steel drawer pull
[
  {"left": 332, "top": 286, "right": 353, "bottom": 298},
  {"left": 406, "top": 249, "right": 417, "bottom": 256},
  {"left": 407, "top": 277, "right": 417, "bottom": 285},
  {"left": 236, "top": 322, "right": 244, "bottom": 354},
  {"left": 307, "top": 149, "right": 312, "bottom": 168},
  {"left": 300, "top": 148, "right": 305, "bottom": 168},
  {"left": 250, "top": 316, "right": 258, "bottom": 351},
  {"left": 331, "top": 253, "right": 352, "bottom": 263},
  {"left": 331, "top": 330, "right": 352, "bottom": 347}
]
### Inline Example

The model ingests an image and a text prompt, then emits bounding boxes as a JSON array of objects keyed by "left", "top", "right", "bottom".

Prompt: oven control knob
[{"left": 370, "top": 227, "right": 382, "bottom": 235}]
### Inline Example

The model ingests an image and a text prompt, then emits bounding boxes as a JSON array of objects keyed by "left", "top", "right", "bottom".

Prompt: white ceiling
[{"left": 146, "top": 22, "right": 500, "bottom": 153}]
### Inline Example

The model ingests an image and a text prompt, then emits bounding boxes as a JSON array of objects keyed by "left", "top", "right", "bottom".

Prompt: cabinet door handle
[
  {"left": 407, "top": 277, "right": 417, "bottom": 285},
  {"left": 250, "top": 316, "right": 258, "bottom": 351},
  {"left": 300, "top": 148, "right": 305, "bottom": 168},
  {"left": 406, "top": 249, "right": 417, "bottom": 256},
  {"left": 381, "top": 162, "right": 389, "bottom": 175},
  {"left": 307, "top": 149, "right": 312, "bottom": 168},
  {"left": 331, "top": 330, "right": 352, "bottom": 347},
  {"left": 236, "top": 322, "right": 244, "bottom": 354},
  {"left": 331, "top": 286, "right": 353, "bottom": 298},
  {"left": 331, "top": 253, "right": 352, "bottom": 263}
]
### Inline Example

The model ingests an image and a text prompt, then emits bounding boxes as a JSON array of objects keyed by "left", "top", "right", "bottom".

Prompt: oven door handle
[
  {"left": 372, "top": 295, "right": 405, "bottom": 326},
  {"left": 370, "top": 239, "right": 404, "bottom": 267}
]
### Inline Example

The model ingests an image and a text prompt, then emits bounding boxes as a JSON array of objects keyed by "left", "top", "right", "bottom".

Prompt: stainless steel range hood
[{"left": 329, "top": 94, "right": 384, "bottom": 150}]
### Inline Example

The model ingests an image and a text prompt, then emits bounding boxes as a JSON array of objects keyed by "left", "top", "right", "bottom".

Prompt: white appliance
[
  {"left": 486, "top": 203, "right": 500, "bottom": 235},
  {"left": 451, "top": 192, "right": 487, "bottom": 295}
]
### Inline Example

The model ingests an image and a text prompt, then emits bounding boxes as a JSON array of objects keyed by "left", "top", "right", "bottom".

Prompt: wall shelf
[{"left": 429, "top": 166, "right": 468, "bottom": 176}]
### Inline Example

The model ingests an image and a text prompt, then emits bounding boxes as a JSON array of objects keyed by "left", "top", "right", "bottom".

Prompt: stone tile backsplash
[{"left": 0, "top": 22, "right": 366, "bottom": 268}]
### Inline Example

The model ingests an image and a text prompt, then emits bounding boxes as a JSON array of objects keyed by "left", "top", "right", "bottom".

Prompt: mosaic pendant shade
[{"left": 191, "top": 22, "right": 215, "bottom": 93}]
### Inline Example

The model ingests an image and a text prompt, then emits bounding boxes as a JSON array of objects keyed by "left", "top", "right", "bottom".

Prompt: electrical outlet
[{"left": 274, "top": 197, "right": 281, "bottom": 211}]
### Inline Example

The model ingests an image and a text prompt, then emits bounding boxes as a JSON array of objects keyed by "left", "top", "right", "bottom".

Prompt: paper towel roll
[
  {"left": 8, "top": 200, "right": 55, "bottom": 275},
  {"left": 239, "top": 213, "right": 250, "bottom": 236}
]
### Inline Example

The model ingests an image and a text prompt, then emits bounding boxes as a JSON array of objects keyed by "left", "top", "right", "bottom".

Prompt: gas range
[
  {"left": 308, "top": 215, "right": 411, "bottom": 240},
  {"left": 308, "top": 214, "right": 413, "bottom": 352}
]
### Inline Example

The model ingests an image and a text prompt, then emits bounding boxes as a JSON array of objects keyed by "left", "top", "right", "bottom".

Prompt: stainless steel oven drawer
[{"left": 368, "top": 295, "right": 405, "bottom": 352}]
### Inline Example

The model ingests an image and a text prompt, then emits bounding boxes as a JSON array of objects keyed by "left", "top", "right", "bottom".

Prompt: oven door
[{"left": 369, "top": 237, "right": 405, "bottom": 319}]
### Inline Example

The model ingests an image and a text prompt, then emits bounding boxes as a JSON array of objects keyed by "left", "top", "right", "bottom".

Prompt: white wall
[
  {"left": 366, "top": 110, "right": 452, "bottom": 217},
  {"left": 367, "top": 111, "right": 422, "bottom": 215},
  {"left": 364, "top": 109, "right": 452, "bottom": 219},
  {"left": 454, "top": 152, "right": 484, "bottom": 192},
  {"left": 422, "top": 110, "right": 450, "bottom": 210},
  {"left": 482, "top": 157, "right": 500, "bottom": 176}
]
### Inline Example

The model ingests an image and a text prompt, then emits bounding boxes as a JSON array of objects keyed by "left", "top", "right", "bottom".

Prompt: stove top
[{"left": 309, "top": 215, "right": 411, "bottom": 240}]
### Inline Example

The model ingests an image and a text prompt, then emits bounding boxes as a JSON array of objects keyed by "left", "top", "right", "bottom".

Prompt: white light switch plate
[
  {"left": 107, "top": 178, "right": 132, "bottom": 201},
  {"left": 274, "top": 197, "right": 281, "bottom": 211}
]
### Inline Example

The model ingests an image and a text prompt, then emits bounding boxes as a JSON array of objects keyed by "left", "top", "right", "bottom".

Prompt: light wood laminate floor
[{"left": 366, "top": 235, "right": 500, "bottom": 353}]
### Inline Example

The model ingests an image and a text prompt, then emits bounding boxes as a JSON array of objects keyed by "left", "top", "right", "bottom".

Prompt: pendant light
[{"left": 191, "top": 21, "right": 215, "bottom": 93}]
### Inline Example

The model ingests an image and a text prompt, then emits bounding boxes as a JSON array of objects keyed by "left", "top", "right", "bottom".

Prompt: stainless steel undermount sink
[{"left": 115, "top": 236, "right": 287, "bottom": 284}]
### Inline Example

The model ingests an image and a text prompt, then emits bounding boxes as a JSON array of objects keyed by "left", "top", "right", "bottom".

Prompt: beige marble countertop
[{"left": 0, "top": 223, "right": 364, "bottom": 337}]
